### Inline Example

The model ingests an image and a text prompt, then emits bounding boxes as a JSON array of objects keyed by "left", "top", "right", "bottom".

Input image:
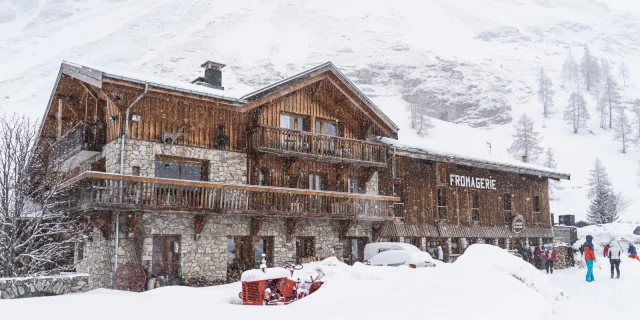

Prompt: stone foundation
[
  {"left": 77, "top": 214, "right": 374, "bottom": 290},
  {"left": 0, "top": 274, "right": 90, "bottom": 299}
]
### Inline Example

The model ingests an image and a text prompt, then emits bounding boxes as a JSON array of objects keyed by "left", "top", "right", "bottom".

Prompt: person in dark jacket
[
  {"left": 522, "top": 248, "right": 530, "bottom": 262},
  {"left": 628, "top": 244, "right": 640, "bottom": 261},
  {"left": 544, "top": 246, "right": 557, "bottom": 274},
  {"left": 584, "top": 235, "right": 596, "bottom": 282},
  {"left": 579, "top": 244, "right": 584, "bottom": 257},
  {"left": 533, "top": 246, "right": 543, "bottom": 269},
  {"left": 608, "top": 241, "right": 622, "bottom": 279}
]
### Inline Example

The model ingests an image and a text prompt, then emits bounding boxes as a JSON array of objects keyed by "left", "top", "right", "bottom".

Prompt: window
[
  {"left": 393, "top": 183, "right": 400, "bottom": 197},
  {"left": 258, "top": 170, "right": 265, "bottom": 186},
  {"left": 152, "top": 235, "right": 181, "bottom": 277},
  {"left": 533, "top": 196, "right": 541, "bottom": 225},
  {"left": 503, "top": 194, "right": 512, "bottom": 225},
  {"left": 216, "top": 125, "right": 230, "bottom": 150},
  {"left": 77, "top": 243, "right": 84, "bottom": 261},
  {"left": 315, "top": 119, "right": 338, "bottom": 136},
  {"left": 404, "top": 237, "right": 420, "bottom": 247},
  {"left": 392, "top": 159, "right": 399, "bottom": 179},
  {"left": 131, "top": 166, "right": 140, "bottom": 176},
  {"left": 296, "top": 237, "right": 315, "bottom": 259},
  {"left": 254, "top": 237, "right": 274, "bottom": 268},
  {"left": 155, "top": 156, "right": 206, "bottom": 181},
  {"left": 471, "top": 192, "right": 480, "bottom": 222},
  {"left": 347, "top": 178, "right": 359, "bottom": 193},
  {"left": 437, "top": 188, "right": 447, "bottom": 221},
  {"left": 436, "top": 163, "right": 447, "bottom": 184},
  {"left": 309, "top": 174, "right": 322, "bottom": 191},
  {"left": 280, "top": 114, "right": 306, "bottom": 131}
]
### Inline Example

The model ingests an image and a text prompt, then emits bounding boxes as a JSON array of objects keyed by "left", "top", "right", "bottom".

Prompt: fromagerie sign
[{"left": 449, "top": 174, "right": 497, "bottom": 190}]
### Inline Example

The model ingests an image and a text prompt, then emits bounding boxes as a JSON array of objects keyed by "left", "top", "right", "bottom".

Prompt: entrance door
[
  {"left": 342, "top": 237, "right": 367, "bottom": 264},
  {"left": 152, "top": 235, "right": 181, "bottom": 278}
]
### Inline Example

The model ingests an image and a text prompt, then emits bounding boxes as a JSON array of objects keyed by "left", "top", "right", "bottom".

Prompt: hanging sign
[
  {"left": 449, "top": 174, "right": 497, "bottom": 190},
  {"left": 512, "top": 214, "right": 525, "bottom": 234}
]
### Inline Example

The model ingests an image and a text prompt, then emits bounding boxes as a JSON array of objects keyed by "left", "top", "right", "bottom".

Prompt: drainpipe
[{"left": 114, "top": 83, "right": 148, "bottom": 287}]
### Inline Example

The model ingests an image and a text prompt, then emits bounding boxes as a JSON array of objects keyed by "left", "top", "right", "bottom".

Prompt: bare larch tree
[
  {"left": 618, "top": 62, "right": 629, "bottom": 87},
  {"left": 537, "top": 67, "right": 554, "bottom": 117},
  {"left": 543, "top": 148, "right": 559, "bottom": 200},
  {"left": 561, "top": 48, "right": 579, "bottom": 88},
  {"left": 580, "top": 44, "right": 599, "bottom": 91},
  {"left": 564, "top": 91, "right": 589, "bottom": 134},
  {"left": 613, "top": 107, "right": 632, "bottom": 154},
  {"left": 601, "top": 73, "right": 621, "bottom": 129},
  {"left": 507, "top": 114, "right": 543, "bottom": 161},
  {"left": 0, "top": 115, "right": 84, "bottom": 277}
]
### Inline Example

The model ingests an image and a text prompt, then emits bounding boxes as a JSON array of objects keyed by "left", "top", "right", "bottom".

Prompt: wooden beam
[
  {"left": 285, "top": 218, "right": 301, "bottom": 241},
  {"left": 57, "top": 99, "right": 63, "bottom": 138},
  {"left": 339, "top": 220, "right": 353, "bottom": 240},
  {"left": 250, "top": 217, "right": 263, "bottom": 236},
  {"left": 79, "top": 81, "right": 99, "bottom": 100},
  {"left": 126, "top": 213, "right": 141, "bottom": 239},
  {"left": 240, "top": 73, "right": 327, "bottom": 112},
  {"left": 89, "top": 213, "right": 111, "bottom": 240},
  {"left": 194, "top": 214, "right": 207, "bottom": 240}
]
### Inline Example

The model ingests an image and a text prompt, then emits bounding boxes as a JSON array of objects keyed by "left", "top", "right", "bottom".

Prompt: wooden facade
[{"left": 39, "top": 61, "right": 567, "bottom": 242}]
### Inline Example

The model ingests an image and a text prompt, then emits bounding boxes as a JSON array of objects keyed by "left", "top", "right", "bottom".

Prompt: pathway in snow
[{"left": 552, "top": 256, "right": 640, "bottom": 319}]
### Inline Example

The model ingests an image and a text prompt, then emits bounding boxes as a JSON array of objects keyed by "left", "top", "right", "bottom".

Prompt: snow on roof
[
  {"left": 61, "top": 61, "right": 246, "bottom": 104},
  {"left": 240, "top": 267, "right": 291, "bottom": 282},
  {"left": 382, "top": 137, "right": 570, "bottom": 180}
]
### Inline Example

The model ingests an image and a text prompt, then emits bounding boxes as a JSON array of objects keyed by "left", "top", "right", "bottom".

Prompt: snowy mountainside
[{"left": 0, "top": 0, "right": 639, "bottom": 221}]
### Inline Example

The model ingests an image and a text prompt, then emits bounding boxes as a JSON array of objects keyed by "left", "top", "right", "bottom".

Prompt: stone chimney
[
  {"left": 192, "top": 61, "right": 225, "bottom": 90},
  {"left": 521, "top": 155, "right": 528, "bottom": 163}
]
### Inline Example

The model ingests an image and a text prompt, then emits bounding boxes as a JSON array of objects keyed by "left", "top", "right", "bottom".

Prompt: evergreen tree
[
  {"left": 507, "top": 114, "right": 543, "bottom": 161},
  {"left": 601, "top": 74, "right": 621, "bottom": 129},
  {"left": 564, "top": 91, "right": 589, "bottom": 133},
  {"left": 537, "top": 67, "right": 554, "bottom": 117},
  {"left": 587, "top": 158, "right": 611, "bottom": 199},
  {"left": 586, "top": 159, "right": 623, "bottom": 224},
  {"left": 613, "top": 107, "right": 632, "bottom": 153},
  {"left": 544, "top": 148, "right": 559, "bottom": 200},
  {"left": 587, "top": 184, "right": 614, "bottom": 224}
]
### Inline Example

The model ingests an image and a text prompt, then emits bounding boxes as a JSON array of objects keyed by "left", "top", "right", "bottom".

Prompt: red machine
[{"left": 239, "top": 262, "right": 324, "bottom": 305}]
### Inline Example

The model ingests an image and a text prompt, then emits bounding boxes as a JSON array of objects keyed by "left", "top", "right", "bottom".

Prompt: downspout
[{"left": 114, "top": 83, "right": 148, "bottom": 287}]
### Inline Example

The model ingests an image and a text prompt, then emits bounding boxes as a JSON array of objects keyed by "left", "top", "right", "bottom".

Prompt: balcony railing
[
  {"left": 252, "top": 125, "right": 388, "bottom": 167},
  {"left": 50, "top": 121, "right": 105, "bottom": 166},
  {"left": 57, "top": 172, "right": 399, "bottom": 220}
]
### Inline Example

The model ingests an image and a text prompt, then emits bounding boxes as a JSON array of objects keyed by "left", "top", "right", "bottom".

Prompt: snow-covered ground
[{"left": 2, "top": 241, "right": 639, "bottom": 320}]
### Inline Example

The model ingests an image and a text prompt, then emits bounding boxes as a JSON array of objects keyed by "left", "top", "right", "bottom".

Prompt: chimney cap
[{"left": 200, "top": 61, "right": 226, "bottom": 70}]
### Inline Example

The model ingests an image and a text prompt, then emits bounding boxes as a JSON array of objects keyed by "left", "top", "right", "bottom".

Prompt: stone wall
[
  {"left": 80, "top": 213, "right": 374, "bottom": 289},
  {"left": 102, "top": 138, "right": 247, "bottom": 183},
  {"left": 0, "top": 274, "right": 90, "bottom": 299}
]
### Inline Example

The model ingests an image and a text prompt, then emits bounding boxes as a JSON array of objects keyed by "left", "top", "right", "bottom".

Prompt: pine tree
[
  {"left": 601, "top": 74, "right": 621, "bottom": 129},
  {"left": 544, "top": 148, "right": 559, "bottom": 200},
  {"left": 507, "top": 114, "right": 543, "bottom": 161},
  {"left": 580, "top": 44, "right": 599, "bottom": 91},
  {"left": 619, "top": 62, "right": 629, "bottom": 87},
  {"left": 564, "top": 91, "right": 589, "bottom": 133},
  {"left": 587, "top": 158, "right": 611, "bottom": 199},
  {"left": 537, "top": 67, "right": 554, "bottom": 117},
  {"left": 613, "top": 107, "right": 632, "bottom": 153},
  {"left": 587, "top": 184, "right": 614, "bottom": 224}
]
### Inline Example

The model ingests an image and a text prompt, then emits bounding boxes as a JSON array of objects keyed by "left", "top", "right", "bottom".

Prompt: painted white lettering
[
  {"left": 470, "top": 177, "right": 476, "bottom": 188},
  {"left": 491, "top": 180, "right": 496, "bottom": 190},
  {"left": 450, "top": 175, "right": 455, "bottom": 186},
  {"left": 479, "top": 179, "right": 485, "bottom": 189}
]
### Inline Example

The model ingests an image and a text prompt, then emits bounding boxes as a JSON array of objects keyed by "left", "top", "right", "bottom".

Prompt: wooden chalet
[{"left": 37, "top": 60, "right": 570, "bottom": 288}]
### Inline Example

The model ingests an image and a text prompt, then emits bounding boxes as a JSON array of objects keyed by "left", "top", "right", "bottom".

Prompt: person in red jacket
[
  {"left": 584, "top": 235, "right": 596, "bottom": 282},
  {"left": 544, "top": 246, "right": 558, "bottom": 274},
  {"left": 603, "top": 244, "right": 610, "bottom": 258}
]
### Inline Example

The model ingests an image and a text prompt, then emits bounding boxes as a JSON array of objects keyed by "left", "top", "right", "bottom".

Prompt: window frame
[
  {"left": 503, "top": 193, "right": 512, "bottom": 225},
  {"left": 437, "top": 188, "right": 448, "bottom": 221},
  {"left": 533, "top": 195, "right": 541, "bottom": 225},
  {"left": 151, "top": 234, "right": 181, "bottom": 277},
  {"left": 296, "top": 237, "right": 315, "bottom": 259},
  {"left": 436, "top": 162, "right": 447, "bottom": 185},
  {"left": 314, "top": 118, "right": 338, "bottom": 136},
  {"left": 155, "top": 155, "right": 208, "bottom": 181},
  {"left": 280, "top": 113, "right": 308, "bottom": 131},
  {"left": 470, "top": 191, "right": 481, "bottom": 223}
]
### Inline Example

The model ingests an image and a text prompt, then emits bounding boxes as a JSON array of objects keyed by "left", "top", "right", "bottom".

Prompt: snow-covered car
[
  {"left": 368, "top": 250, "right": 437, "bottom": 268},
  {"left": 633, "top": 226, "right": 640, "bottom": 236},
  {"left": 363, "top": 242, "right": 423, "bottom": 262}
]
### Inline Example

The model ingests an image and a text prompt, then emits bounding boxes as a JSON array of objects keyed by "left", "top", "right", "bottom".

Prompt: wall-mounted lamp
[
  {"left": 131, "top": 114, "right": 141, "bottom": 122},
  {"left": 109, "top": 115, "right": 119, "bottom": 123}
]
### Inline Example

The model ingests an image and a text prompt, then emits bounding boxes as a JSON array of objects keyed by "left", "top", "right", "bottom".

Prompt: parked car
[
  {"left": 368, "top": 250, "right": 437, "bottom": 268},
  {"left": 363, "top": 242, "right": 423, "bottom": 262},
  {"left": 634, "top": 226, "right": 640, "bottom": 236}
]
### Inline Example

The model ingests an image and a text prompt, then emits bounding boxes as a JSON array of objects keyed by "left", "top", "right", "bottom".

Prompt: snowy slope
[{"left": 0, "top": 0, "right": 639, "bottom": 221}]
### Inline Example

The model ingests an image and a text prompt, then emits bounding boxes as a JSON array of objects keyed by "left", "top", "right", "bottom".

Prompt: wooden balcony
[
  {"left": 56, "top": 172, "right": 399, "bottom": 221},
  {"left": 252, "top": 125, "right": 388, "bottom": 167},
  {"left": 50, "top": 121, "right": 105, "bottom": 168}
]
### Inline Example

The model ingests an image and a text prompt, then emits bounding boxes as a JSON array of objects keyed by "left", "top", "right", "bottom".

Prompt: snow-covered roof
[
  {"left": 382, "top": 138, "right": 570, "bottom": 180},
  {"left": 61, "top": 61, "right": 246, "bottom": 104},
  {"left": 240, "top": 267, "right": 291, "bottom": 282}
]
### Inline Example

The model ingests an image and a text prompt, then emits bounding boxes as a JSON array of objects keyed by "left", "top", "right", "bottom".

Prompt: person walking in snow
[
  {"left": 533, "top": 246, "right": 543, "bottom": 269},
  {"left": 608, "top": 241, "right": 622, "bottom": 279},
  {"left": 579, "top": 244, "right": 584, "bottom": 257},
  {"left": 583, "top": 235, "right": 596, "bottom": 282},
  {"left": 628, "top": 244, "right": 640, "bottom": 261},
  {"left": 522, "top": 248, "right": 530, "bottom": 262},
  {"left": 544, "top": 246, "right": 557, "bottom": 274},
  {"left": 436, "top": 245, "right": 444, "bottom": 261}
]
